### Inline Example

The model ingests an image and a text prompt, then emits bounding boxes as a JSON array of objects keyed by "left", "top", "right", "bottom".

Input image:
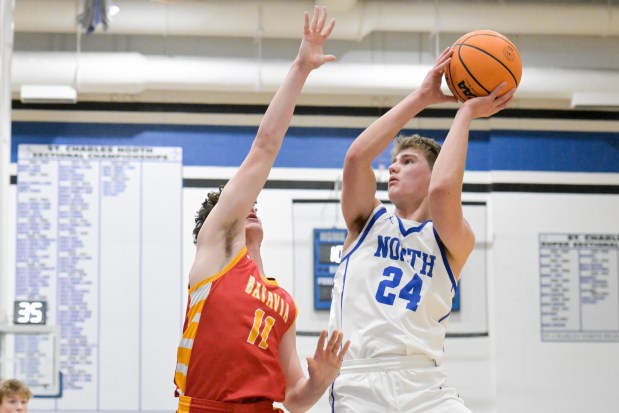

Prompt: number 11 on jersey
[{"left": 247, "top": 308, "right": 275, "bottom": 349}]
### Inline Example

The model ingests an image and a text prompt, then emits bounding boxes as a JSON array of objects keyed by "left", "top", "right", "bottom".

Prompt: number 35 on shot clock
[{"left": 14, "top": 300, "right": 47, "bottom": 324}]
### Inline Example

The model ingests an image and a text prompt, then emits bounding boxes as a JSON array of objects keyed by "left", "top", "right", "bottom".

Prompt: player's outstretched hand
[
  {"left": 306, "top": 329, "right": 350, "bottom": 388},
  {"left": 417, "top": 47, "right": 459, "bottom": 105},
  {"left": 296, "top": 6, "right": 336, "bottom": 71},
  {"left": 461, "top": 81, "right": 515, "bottom": 119}
]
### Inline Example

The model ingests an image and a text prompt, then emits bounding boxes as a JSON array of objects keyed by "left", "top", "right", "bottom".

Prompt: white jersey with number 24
[{"left": 328, "top": 204, "right": 459, "bottom": 365}]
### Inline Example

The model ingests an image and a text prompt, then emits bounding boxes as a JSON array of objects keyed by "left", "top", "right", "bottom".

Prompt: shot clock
[{"left": 14, "top": 300, "right": 47, "bottom": 325}]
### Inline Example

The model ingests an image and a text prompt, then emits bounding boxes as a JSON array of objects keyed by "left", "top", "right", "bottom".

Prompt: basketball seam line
[
  {"left": 457, "top": 44, "right": 519, "bottom": 92},
  {"left": 445, "top": 62, "right": 467, "bottom": 103},
  {"left": 457, "top": 46, "right": 491, "bottom": 95},
  {"left": 457, "top": 32, "right": 520, "bottom": 52}
]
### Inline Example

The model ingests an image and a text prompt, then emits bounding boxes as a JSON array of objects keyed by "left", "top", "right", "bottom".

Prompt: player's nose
[{"left": 388, "top": 162, "right": 399, "bottom": 174}]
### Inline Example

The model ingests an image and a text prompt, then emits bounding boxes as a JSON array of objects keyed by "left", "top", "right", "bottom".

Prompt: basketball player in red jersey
[{"left": 174, "top": 6, "right": 350, "bottom": 413}]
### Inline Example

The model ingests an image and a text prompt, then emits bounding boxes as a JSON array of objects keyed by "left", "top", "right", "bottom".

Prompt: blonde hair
[
  {"left": 391, "top": 134, "right": 441, "bottom": 169},
  {"left": 0, "top": 379, "right": 32, "bottom": 403}
]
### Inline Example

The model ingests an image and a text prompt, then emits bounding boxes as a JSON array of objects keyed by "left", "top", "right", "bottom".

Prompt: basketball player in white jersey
[{"left": 328, "top": 48, "right": 515, "bottom": 412}]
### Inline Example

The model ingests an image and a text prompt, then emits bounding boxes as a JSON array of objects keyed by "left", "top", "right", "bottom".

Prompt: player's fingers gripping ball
[{"left": 444, "top": 29, "right": 522, "bottom": 102}]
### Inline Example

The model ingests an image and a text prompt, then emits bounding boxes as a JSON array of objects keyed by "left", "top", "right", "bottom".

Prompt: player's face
[
  {"left": 245, "top": 203, "right": 263, "bottom": 245},
  {"left": 0, "top": 394, "right": 29, "bottom": 413},
  {"left": 387, "top": 148, "right": 432, "bottom": 205}
]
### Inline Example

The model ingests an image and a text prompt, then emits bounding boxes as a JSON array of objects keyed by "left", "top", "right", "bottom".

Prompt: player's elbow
[
  {"left": 253, "top": 131, "right": 282, "bottom": 156},
  {"left": 344, "top": 151, "right": 360, "bottom": 168},
  {"left": 344, "top": 143, "right": 372, "bottom": 167}
]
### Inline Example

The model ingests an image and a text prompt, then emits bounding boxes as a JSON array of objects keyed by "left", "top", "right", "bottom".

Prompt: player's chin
[
  {"left": 387, "top": 187, "right": 409, "bottom": 205},
  {"left": 387, "top": 185, "right": 399, "bottom": 198},
  {"left": 245, "top": 221, "right": 264, "bottom": 240}
]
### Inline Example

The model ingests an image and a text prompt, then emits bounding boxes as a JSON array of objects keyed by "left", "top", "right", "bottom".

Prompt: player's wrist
[
  {"left": 291, "top": 56, "right": 317, "bottom": 75},
  {"left": 306, "top": 378, "right": 330, "bottom": 399},
  {"left": 455, "top": 105, "right": 476, "bottom": 123},
  {"left": 409, "top": 87, "right": 438, "bottom": 108}
]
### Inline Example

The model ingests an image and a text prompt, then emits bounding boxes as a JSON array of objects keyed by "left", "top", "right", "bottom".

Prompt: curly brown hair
[
  {"left": 391, "top": 134, "right": 441, "bottom": 169},
  {"left": 193, "top": 185, "right": 224, "bottom": 244}
]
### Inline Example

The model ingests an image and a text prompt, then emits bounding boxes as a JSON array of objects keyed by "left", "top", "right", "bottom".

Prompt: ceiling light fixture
[{"left": 20, "top": 85, "right": 78, "bottom": 104}]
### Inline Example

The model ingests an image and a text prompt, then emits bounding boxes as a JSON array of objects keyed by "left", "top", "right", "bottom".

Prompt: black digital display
[
  {"left": 14, "top": 300, "right": 47, "bottom": 325},
  {"left": 318, "top": 243, "right": 343, "bottom": 264},
  {"left": 319, "top": 285, "right": 333, "bottom": 301}
]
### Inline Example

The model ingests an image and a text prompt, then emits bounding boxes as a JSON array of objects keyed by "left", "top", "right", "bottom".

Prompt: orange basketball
[{"left": 444, "top": 30, "right": 522, "bottom": 102}]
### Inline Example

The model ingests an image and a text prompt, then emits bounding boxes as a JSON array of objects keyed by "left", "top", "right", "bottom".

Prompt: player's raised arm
[
  {"left": 341, "top": 48, "right": 456, "bottom": 242},
  {"left": 430, "top": 83, "right": 515, "bottom": 275},
  {"left": 192, "top": 6, "right": 336, "bottom": 278}
]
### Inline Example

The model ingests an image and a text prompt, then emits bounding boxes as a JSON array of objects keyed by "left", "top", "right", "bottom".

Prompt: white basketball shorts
[{"left": 329, "top": 355, "right": 472, "bottom": 413}]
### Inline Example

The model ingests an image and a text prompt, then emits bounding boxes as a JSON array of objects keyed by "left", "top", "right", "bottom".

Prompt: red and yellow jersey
[{"left": 174, "top": 246, "right": 297, "bottom": 404}]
